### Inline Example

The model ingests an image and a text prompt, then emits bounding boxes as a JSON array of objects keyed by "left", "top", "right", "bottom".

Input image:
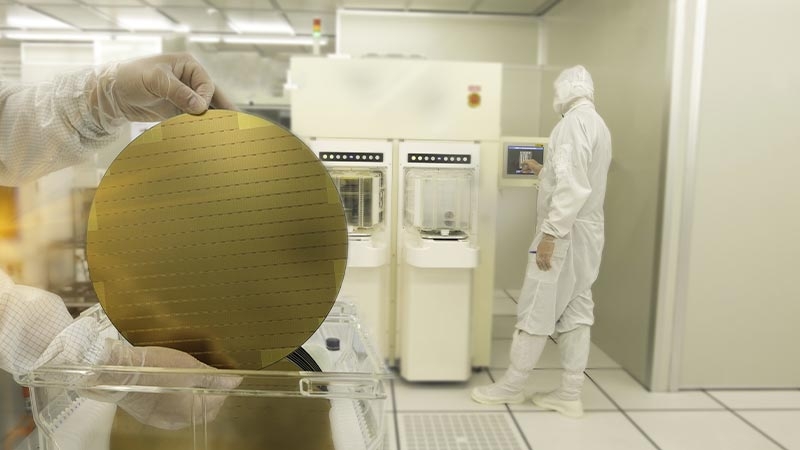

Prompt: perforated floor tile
[{"left": 398, "top": 413, "right": 526, "bottom": 450}]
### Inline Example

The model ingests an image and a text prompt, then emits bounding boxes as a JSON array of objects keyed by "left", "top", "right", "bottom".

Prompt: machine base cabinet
[{"left": 400, "top": 266, "right": 472, "bottom": 381}]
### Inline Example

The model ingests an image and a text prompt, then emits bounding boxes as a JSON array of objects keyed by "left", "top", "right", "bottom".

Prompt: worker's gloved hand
[
  {"left": 89, "top": 53, "right": 236, "bottom": 130},
  {"left": 521, "top": 159, "right": 543, "bottom": 175},
  {"left": 536, "top": 234, "right": 556, "bottom": 271},
  {"left": 88, "top": 339, "right": 241, "bottom": 430}
]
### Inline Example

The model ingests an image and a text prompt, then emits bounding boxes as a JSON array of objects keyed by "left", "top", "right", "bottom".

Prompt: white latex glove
[
  {"left": 90, "top": 53, "right": 235, "bottom": 130},
  {"left": 88, "top": 338, "right": 241, "bottom": 430},
  {"left": 536, "top": 234, "right": 556, "bottom": 271},
  {"left": 521, "top": 159, "right": 543, "bottom": 175}
]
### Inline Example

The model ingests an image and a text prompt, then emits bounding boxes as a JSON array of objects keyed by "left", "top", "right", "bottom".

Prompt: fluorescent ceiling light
[
  {"left": 7, "top": 7, "right": 72, "bottom": 30},
  {"left": 113, "top": 34, "right": 162, "bottom": 42},
  {"left": 5, "top": 31, "right": 109, "bottom": 41},
  {"left": 117, "top": 17, "right": 173, "bottom": 31},
  {"left": 188, "top": 35, "right": 221, "bottom": 43},
  {"left": 228, "top": 21, "right": 295, "bottom": 35},
  {"left": 222, "top": 35, "right": 328, "bottom": 46},
  {"left": 226, "top": 12, "right": 294, "bottom": 35}
]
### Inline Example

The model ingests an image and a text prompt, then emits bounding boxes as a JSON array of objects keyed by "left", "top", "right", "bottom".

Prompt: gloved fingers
[
  {"left": 146, "top": 63, "right": 209, "bottom": 115},
  {"left": 536, "top": 239, "right": 555, "bottom": 271},
  {"left": 119, "top": 392, "right": 183, "bottom": 430},
  {"left": 536, "top": 254, "right": 551, "bottom": 271},
  {"left": 120, "top": 391, "right": 233, "bottom": 430},
  {"left": 201, "top": 394, "right": 231, "bottom": 423},
  {"left": 210, "top": 85, "right": 237, "bottom": 111},
  {"left": 206, "top": 373, "right": 243, "bottom": 391},
  {"left": 181, "top": 56, "right": 215, "bottom": 107}
]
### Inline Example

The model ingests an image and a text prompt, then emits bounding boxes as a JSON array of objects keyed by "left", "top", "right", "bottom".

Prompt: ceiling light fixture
[
  {"left": 4, "top": 31, "right": 109, "bottom": 41},
  {"left": 188, "top": 34, "right": 221, "bottom": 43},
  {"left": 221, "top": 35, "right": 328, "bottom": 46},
  {"left": 6, "top": 15, "right": 72, "bottom": 30}
]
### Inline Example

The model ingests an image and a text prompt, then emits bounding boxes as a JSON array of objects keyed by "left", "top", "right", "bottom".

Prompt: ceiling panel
[
  {"left": 474, "top": 0, "right": 550, "bottom": 14},
  {"left": 94, "top": 6, "right": 175, "bottom": 30},
  {"left": 408, "top": 0, "right": 474, "bottom": 12},
  {"left": 284, "top": 11, "right": 335, "bottom": 35},
  {"left": 16, "top": 0, "right": 78, "bottom": 5},
  {"left": 2, "top": 4, "right": 73, "bottom": 29},
  {"left": 162, "top": 6, "right": 232, "bottom": 32},
  {"left": 207, "top": 0, "right": 274, "bottom": 9},
  {"left": 226, "top": 10, "right": 293, "bottom": 34},
  {"left": 36, "top": 5, "right": 119, "bottom": 29},
  {"left": 80, "top": 0, "right": 146, "bottom": 6},
  {"left": 341, "top": 0, "right": 406, "bottom": 10},
  {"left": 275, "top": 0, "right": 341, "bottom": 11},
  {"left": 146, "top": 0, "right": 206, "bottom": 5}
]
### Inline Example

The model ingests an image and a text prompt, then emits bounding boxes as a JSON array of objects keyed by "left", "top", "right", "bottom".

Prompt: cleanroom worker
[
  {"left": 472, "top": 65, "right": 612, "bottom": 418},
  {"left": 0, "top": 53, "right": 239, "bottom": 429}
]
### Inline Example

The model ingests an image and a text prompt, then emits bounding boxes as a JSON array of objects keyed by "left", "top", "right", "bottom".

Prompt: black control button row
[
  {"left": 320, "top": 152, "right": 384, "bottom": 162},
  {"left": 407, "top": 154, "right": 471, "bottom": 164}
]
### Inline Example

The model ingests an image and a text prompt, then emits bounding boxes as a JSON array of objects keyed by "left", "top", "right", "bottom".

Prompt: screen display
[{"left": 505, "top": 144, "right": 544, "bottom": 177}]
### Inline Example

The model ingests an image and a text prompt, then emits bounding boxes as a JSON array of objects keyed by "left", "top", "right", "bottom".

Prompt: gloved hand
[
  {"left": 536, "top": 234, "right": 556, "bottom": 271},
  {"left": 521, "top": 159, "right": 543, "bottom": 175},
  {"left": 87, "top": 338, "right": 241, "bottom": 430},
  {"left": 89, "top": 53, "right": 236, "bottom": 130}
]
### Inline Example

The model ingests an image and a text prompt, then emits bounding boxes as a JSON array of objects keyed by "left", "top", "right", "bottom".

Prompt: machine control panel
[
  {"left": 407, "top": 153, "right": 472, "bottom": 164},
  {"left": 499, "top": 136, "right": 549, "bottom": 187},
  {"left": 320, "top": 151, "right": 384, "bottom": 162}
]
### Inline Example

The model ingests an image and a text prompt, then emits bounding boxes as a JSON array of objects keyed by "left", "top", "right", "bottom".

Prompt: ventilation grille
[{"left": 400, "top": 413, "right": 525, "bottom": 450}]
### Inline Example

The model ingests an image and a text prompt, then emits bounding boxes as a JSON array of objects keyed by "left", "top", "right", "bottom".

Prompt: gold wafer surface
[{"left": 87, "top": 110, "right": 348, "bottom": 369}]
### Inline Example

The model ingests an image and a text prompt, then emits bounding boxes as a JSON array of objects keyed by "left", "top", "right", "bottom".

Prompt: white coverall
[
  {"left": 517, "top": 71, "right": 612, "bottom": 336},
  {"left": 472, "top": 65, "right": 611, "bottom": 416}
]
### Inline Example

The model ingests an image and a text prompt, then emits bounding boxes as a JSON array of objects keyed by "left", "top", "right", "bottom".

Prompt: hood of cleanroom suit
[{"left": 552, "top": 65, "right": 595, "bottom": 116}]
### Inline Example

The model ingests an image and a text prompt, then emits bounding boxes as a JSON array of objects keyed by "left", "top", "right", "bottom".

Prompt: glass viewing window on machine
[
  {"left": 404, "top": 168, "right": 474, "bottom": 240},
  {"left": 330, "top": 170, "right": 385, "bottom": 237}
]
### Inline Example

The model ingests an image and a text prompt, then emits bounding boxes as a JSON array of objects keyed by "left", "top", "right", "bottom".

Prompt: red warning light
[{"left": 313, "top": 18, "right": 321, "bottom": 36}]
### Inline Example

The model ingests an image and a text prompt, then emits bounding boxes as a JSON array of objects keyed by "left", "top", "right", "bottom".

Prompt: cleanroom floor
[{"left": 381, "top": 291, "right": 800, "bottom": 450}]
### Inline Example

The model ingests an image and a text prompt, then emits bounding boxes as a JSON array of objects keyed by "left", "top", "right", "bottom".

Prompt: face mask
[{"left": 552, "top": 80, "right": 572, "bottom": 115}]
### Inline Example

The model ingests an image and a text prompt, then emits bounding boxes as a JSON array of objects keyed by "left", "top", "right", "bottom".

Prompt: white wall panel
[{"left": 678, "top": 0, "right": 800, "bottom": 388}]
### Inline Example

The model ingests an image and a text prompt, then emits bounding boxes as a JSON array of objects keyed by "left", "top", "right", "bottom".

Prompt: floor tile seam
[
  {"left": 623, "top": 407, "right": 800, "bottom": 412},
  {"left": 390, "top": 379, "right": 402, "bottom": 450},
  {"left": 491, "top": 366, "right": 584, "bottom": 370},
  {"left": 506, "top": 403, "right": 535, "bottom": 450},
  {"left": 509, "top": 408, "right": 620, "bottom": 413},
  {"left": 488, "top": 366, "right": 534, "bottom": 450},
  {"left": 621, "top": 408, "right": 732, "bottom": 413},
  {"left": 502, "top": 289, "right": 519, "bottom": 304},
  {"left": 704, "top": 388, "right": 800, "bottom": 392},
  {"left": 584, "top": 371, "right": 663, "bottom": 450},
  {"left": 701, "top": 389, "right": 788, "bottom": 450},
  {"left": 395, "top": 409, "right": 518, "bottom": 414},
  {"left": 733, "top": 408, "right": 800, "bottom": 411}
]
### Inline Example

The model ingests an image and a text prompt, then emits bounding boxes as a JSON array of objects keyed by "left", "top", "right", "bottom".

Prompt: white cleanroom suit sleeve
[
  {"left": 0, "top": 271, "right": 106, "bottom": 375},
  {"left": 0, "top": 69, "right": 121, "bottom": 374},
  {"left": 0, "top": 69, "right": 120, "bottom": 186},
  {"left": 0, "top": 53, "right": 241, "bottom": 429},
  {"left": 540, "top": 119, "right": 593, "bottom": 238},
  {"left": 0, "top": 53, "right": 236, "bottom": 187}
]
